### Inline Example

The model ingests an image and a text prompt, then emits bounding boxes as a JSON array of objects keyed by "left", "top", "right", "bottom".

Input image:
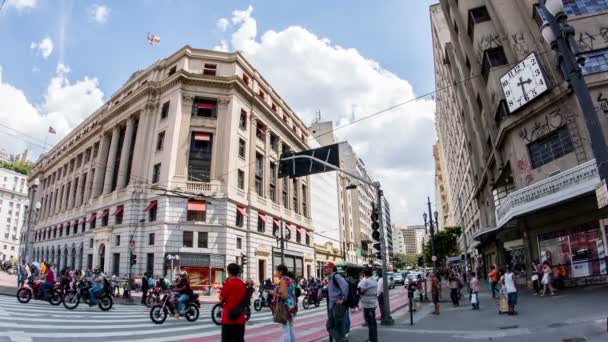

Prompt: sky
[{"left": 0, "top": 0, "right": 439, "bottom": 225}]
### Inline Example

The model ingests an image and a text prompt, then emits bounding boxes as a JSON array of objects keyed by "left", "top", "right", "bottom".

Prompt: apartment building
[
  {"left": 431, "top": 0, "right": 608, "bottom": 283},
  {"left": 0, "top": 168, "right": 28, "bottom": 262},
  {"left": 25, "top": 46, "right": 315, "bottom": 287},
  {"left": 434, "top": 142, "right": 455, "bottom": 231}
]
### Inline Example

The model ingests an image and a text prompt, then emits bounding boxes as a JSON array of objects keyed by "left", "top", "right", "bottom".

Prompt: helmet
[
  {"left": 93, "top": 268, "right": 100, "bottom": 274},
  {"left": 179, "top": 271, "right": 187, "bottom": 279}
]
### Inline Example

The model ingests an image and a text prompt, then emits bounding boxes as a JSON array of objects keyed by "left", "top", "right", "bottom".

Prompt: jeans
[
  {"left": 282, "top": 317, "right": 296, "bottom": 342},
  {"left": 141, "top": 287, "right": 148, "bottom": 304},
  {"left": 377, "top": 294, "right": 384, "bottom": 319},
  {"left": 327, "top": 304, "right": 347, "bottom": 342},
  {"left": 344, "top": 309, "right": 350, "bottom": 334},
  {"left": 491, "top": 282, "right": 498, "bottom": 298},
  {"left": 450, "top": 288, "right": 459, "bottom": 305},
  {"left": 221, "top": 324, "right": 245, "bottom": 342},
  {"left": 89, "top": 286, "right": 102, "bottom": 305},
  {"left": 41, "top": 281, "right": 54, "bottom": 299},
  {"left": 177, "top": 294, "right": 189, "bottom": 313},
  {"left": 363, "top": 307, "right": 378, "bottom": 342}
]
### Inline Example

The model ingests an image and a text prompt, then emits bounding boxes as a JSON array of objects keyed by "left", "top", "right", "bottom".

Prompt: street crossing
[{"left": 0, "top": 288, "right": 409, "bottom": 342}]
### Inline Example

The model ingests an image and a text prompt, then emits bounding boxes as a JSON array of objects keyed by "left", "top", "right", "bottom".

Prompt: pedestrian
[
  {"left": 268, "top": 264, "right": 297, "bottom": 342},
  {"left": 449, "top": 271, "right": 460, "bottom": 306},
  {"left": 502, "top": 266, "right": 518, "bottom": 315},
  {"left": 469, "top": 272, "right": 480, "bottom": 310},
  {"left": 431, "top": 273, "right": 440, "bottom": 315},
  {"left": 417, "top": 274, "right": 424, "bottom": 302},
  {"left": 487, "top": 266, "right": 499, "bottom": 299},
  {"left": 376, "top": 269, "right": 384, "bottom": 320},
  {"left": 111, "top": 273, "right": 120, "bottom": 296},
  {"left": 141, "top": 272, "right": 149, "bottom": 305},
  {"left": 541, "top": 262, "right": 556, "bottom": 296},
  {"left": 531, "top": 261, "right": 541, "bottom": 295},
  {"left": 17, "top": 260, "right": 27, "bottom": 288},
  {"left": 357, "top": 267, "right": 378, "bottom": 342},
  {"left": 324, "top": 261, "right": 349, "bottom": 342},
  {"left": 220, "top": 263, "right": 247, "bottom": 342}
]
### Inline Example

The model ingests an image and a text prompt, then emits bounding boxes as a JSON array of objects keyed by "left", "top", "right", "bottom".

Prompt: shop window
[
  {"left": 527, "top": 126, "right": 574, "bottom": 168},
  {"left": 198, "top": 232, "right": 208, "bottom": 248},
  {"left": 183, "top": 231, "right": 193, "bottom": 248}
]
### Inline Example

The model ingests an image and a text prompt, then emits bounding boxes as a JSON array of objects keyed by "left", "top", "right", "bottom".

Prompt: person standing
[
  {"left": 431, "top": 273, "right": 440, "bottom": 315},
  {"left": 220, "top": 263, "right": 247, "bottom": 342},
  {"left": 141, "top": 272, "right": 149, "bottom": 305},
  {"left": 469, "top": 272, "right": 480, "bottom": 310},
  {"left": 268, "top": 264, "right": 297, "bottom": 342},
  {"left": 17, "top": 260, "right": 27, "bottom": 288},
  {"left": 449, "top": 272, "right": 460, "bottom": 306},
  {"left": 324, "top": 262, "right": 349, "bottom": 342},
  {"left": 487, "top": 266, "right": 499, "bottom": 299},
  {"left": 357, "top": 267, "right": 378, "bottom": 342},
  {"left": 376, "top": 269, "right": 384, "bottom": 321},
  {"left": 541, "top": 262, "right": 556, "bottom": 296},
  {"left": 502, "top": 267, "right": 518, "bottom": 315},
  {"left": 111, "top": 273, "right": 120, "bottom": 296}
]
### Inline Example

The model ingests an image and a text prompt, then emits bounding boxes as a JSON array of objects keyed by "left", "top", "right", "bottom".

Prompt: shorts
[
  {"left": 507, "top": 292, "right": 517, "bottom": 305},
  {"left": 432, "top": 295, "right": 439, "bottom": 304}
]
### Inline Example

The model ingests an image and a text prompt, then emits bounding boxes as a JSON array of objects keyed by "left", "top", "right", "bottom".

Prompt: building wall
[{"left": 0, "top": 168, "right": 28, "bottom": 261}]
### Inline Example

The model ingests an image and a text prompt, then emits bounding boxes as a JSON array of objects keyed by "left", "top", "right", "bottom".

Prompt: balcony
[
  {"left": 494, "top": 159, "right": 601, "bottom": 229},
  {"left": 183, "top": 180, "right": 222, "bottom": 195}
]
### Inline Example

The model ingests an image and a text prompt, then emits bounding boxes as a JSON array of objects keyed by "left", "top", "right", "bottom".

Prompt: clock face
[{"left": 500, "top": 53, "right": 549, "bottom": 113}]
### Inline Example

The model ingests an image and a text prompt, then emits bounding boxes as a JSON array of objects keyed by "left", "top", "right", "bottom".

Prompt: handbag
[
  {"left": 273, "top": 300, "right": 289, "bottom": 324},
  {"left": 470, "top": 293, "right": 478, "bottom": 304},
  {"left": 531, "top": 274, "right": 539, "bottom": 281}
]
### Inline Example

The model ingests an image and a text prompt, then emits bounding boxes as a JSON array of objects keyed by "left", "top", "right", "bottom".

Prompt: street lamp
[
  {"left": 540, "top": 0, "right": 608, "bottom": 182},
  {"left": 166, "top": 254, "right": 180, "bottom": 282},
  {"left": 422, "top": 197, "right": 438, "bottom": 273}
]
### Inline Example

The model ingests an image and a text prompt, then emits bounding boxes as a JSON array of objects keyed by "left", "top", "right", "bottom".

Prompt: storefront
[
  {"left": 272, "top": 248, "right": 304, "bottom": 280},
  {"left": 164, "top": 252, "right": 225, "bottom": 292}
]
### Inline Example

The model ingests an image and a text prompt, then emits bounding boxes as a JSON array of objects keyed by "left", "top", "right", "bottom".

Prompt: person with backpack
[
  {"left": 324, "top": 262, "right": 349, "bottom": 342},
  {"left": 220, "top": 263, "right": 247, "bottom": 342},
  {"left": 268, "top": 264, "right": 298, "bottom": 342}
]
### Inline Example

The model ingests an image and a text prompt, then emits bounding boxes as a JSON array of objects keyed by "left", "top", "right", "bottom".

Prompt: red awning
[
  {"left": 285, "top": 223, "right": 294, "bottom": 231},
  {"left": 144, "top": 200, "right": 158, "bottom": 212},
  {"left": 258, "top": 213, "right": 269, "bottom": 224},
  {"left": 237, "top": 206, "right": 248, "bottom": 217},
  {"left": 273, "top": 217, "right": 280, "bottom": 226},
  {"left": 194, "top": 132, "right": 211, "bottom": 141},
  {"left": 59, "top": 223, "right": 63, "bottom": 229},
  {"left": 86, "top": 213, "right": 97, "bottom": 223},
  {"left": 113, "top": 205, "right": 124, "bottom": 216},
  {"left": 296, "top": 226, "right": 303, "bottom": 234},
  {"left": 187, "top": 200, "right": 206, "bottom": 211},
  {"left": 197, "top": 103, "right": 214, "bottom": 110},
  {"left": 241, "top": 109, "right": 248, "bottom": 118},
  {"left": 101, "top": 209, "right": 109, "bottom": 218},
  {"left": 305, "top": 230, "right": 313, "bottom": 237},
  {"left": 82, "top": 217, "right": 87, "bottom": 224}
]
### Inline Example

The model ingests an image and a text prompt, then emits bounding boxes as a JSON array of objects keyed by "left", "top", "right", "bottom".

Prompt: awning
[
  {"left": 305, "top": 230, "right": 313, "bottom": 237},
  {"left": 144, "top": 200, "right": 158, "bottom": 212},
  {"left": 285, "top": 223, "right": 294, "bottom": 231},
  {"left": 258, "top": 213, "right": 269, "bottom": 224},
  {"left": 113, "top": 205, "right": 124, "bottom": 216},
  {"left": 273, "top": 217, "right": 280, "bottom": 226},
  {"left": 296, "top": 226, "right": 303, "bottom": 234},
  {"left": 197, "top": 103, "right": 214, "bottom": 109},
  {"left": 101, "top": 209, "right": 109, "bottom": 218},
  {"left": 241, "top": 109, "right": 248, "bottom": 118},
  {"left": 187, "top": 200, "right": 206, "bottom": 211},
  {"left": 86, "top": 213, "right": 97, "bottom": 223},
  {"left": 194, "top": 132, "right": 211, "bottom": 141},
  {"left": 82, "top": 217, "right": 87, "bottom": 224},
  {"left": 237, "top": 206, "right": 248, "bottom": 217}
]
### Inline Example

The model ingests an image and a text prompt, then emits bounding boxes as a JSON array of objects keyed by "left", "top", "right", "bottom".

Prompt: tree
[
  {"left": 424, "top": 226, "right": 462, "bottom": 269},
  {"left": 0, "top": 160, "right": 33, "bottom": 176},
  {"left": 393, "top": 253, "right": 418, "bottom": 269}
]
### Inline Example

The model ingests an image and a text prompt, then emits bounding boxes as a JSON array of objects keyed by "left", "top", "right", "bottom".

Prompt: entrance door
[
  {"left": 258, "top": 259, "right": 266, "bottom": 285},
  {"left": 98, "top": 244, "right": 106, "bottom": 272}
]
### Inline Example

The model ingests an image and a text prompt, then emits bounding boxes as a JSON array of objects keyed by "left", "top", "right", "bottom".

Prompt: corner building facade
[
  {"left": 26, "top": 46, "right": 315, "bottom": 287},
  {"left": 431, "top": 1, "right": 608, "bottom": 284}
]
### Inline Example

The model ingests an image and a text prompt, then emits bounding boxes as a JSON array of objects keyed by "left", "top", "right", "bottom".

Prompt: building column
[
  {"left": 92, "top": 134, "right": 112, "bottom": 198},
  {"left": 74, "top": 172, "right": 84, "bottom": 208},
  {"left": 63, "top": 182, "right": 71, "bottom": 212},
  {"left": 117, "top": 117, "right": 135, "bottom": 189},
  {"left": 131, "top": 100, "right": 157, "bottom": 183},
  {"left": 103, "top": 126, "right": 121, "bottom": 195},
  {"left": 69, "top": 177, "right": 77, "bottom": 210},
  {"left": 54, "top": 188, "right": 61, "bottom": 216},
  {"left": 248, "top": 116, "right": 258, "bottom": 197}
]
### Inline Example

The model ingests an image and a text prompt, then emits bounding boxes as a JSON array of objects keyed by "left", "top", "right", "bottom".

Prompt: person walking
[
  {"left": 487, "top": 266, "right": 499, "bottom": 299},
  {"left": 431, "top": 273, "right": 440, "bottom": 315},
  {"left": 469, "top": 272, "right": 480, "bottom": 310},
  {"left": 502, "top": 267, "right": 518, "bottom": 315},
  {"left": 449, "top": 271, "right": 460, "bottom": 306},
  {"left": 268, "top": 264, "right": 297, "bottom": 342},
  {"left": 141, "top": 272, "right": 149, "bottom": 305},
  {"left": 541, "top": 262, "right": 556, "bottom": 296},
  {"left": 220, "top": 263, "right": 247, "bottom": 342},
  {"left": 531, "top": 261, "right": 541, "bottom": 295},
  {"left": 324, "top": 262, "right": 349, "bottom": 342},
  {"left": 357, "top": 267, "right": 378, "bottom": 342},
  {"left": 376, "top": 269, "right": 384, "bottom": 321},
  {"left": 111, "top": 273, "right": 120, "bottom": 296}
]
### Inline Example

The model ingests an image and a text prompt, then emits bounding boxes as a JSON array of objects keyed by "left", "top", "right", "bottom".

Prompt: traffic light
[
  {"left": 130, "top": 253, "right": 137, "bottom": 266},
  {"left": 417, "top": 256, "right": 423, "bottom": 267},
  {"left": 241, "top": 253, "right": 248, "bottom": 267},
  {"left": 371, "top": 202, "right": 382, "bottom": 259}
]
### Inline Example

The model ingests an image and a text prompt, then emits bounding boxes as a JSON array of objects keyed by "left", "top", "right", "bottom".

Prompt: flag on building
[
  {"left": 147, "top": 33, "right": 161, "bottom": 45},
  {"left": 48, "top": 126, "right": 56, "bottom": 134}
]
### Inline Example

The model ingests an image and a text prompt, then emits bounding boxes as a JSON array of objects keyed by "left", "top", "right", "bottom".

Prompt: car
[
  {"left": 392, "top": 273, "right": 404, "bottom": 285},
  {"left": 404, "top": 272, "right": 420, "bottom": 286},
  {"left": 386, "top": 272, "right": 396, "bottom": 289}
]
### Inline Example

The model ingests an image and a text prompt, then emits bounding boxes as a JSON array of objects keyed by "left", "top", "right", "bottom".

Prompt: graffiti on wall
[
  {"left": 510, "top": 32, "right": 530, "bottom": 59},
  {"left": 516, "top": 158, "right": 535, "bottom": 186},
  {"left": 518, "top": 107, "right": 576, "bottom": 143},
  {"left": 597, "top": 93, "right": 608, "bottom": 114}
]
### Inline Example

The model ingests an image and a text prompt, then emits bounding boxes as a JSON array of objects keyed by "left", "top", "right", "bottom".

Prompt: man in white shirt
[
  {"left": 376, "top": 269, "right": 384, "bottom": 320},
  {"left": 502, "top": 266, "right": 518, "bottom": 315}
]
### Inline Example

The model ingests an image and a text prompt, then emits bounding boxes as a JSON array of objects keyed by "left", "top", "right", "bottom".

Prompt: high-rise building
[
  {"left": 392, "top": 224, "right": 426, "bottom": 258},
  {"left": 431, "top": 1, "right": 608, "bottom": 282},
  {"left": 15, "top": 149, "right": 32, "bottom": 163},
  {"left": 0, "top": 149, "right": 10, "bottom": 163},
  {"left": 0, "top": 168, "right": 28, "bottom": 262},
  {"left": 25, "top": 46, "right": 315, "bottom": 285},
  {"left": 434, "top": 142, "right": 454, "bottom": 231}
]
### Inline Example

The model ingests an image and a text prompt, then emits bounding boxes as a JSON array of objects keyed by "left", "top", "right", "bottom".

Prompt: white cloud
[
  {"left": 0, "top": 63, "right": 104, "bottom": 157},
  {"left": 90, "top": 4, "right": 110, "bottom": 23},
  {"left": 216, "top": 18, "right": 230, "bottom": 32},
  {"left": 5, "top": 0, "right": 37, "bottom": 10},
  {"left": 30, "top": 37, "right": 54, "bottom": 59},
  {"left": 212, "top": 40, "right": 229, "bottom": 52},
  {"left": 215, "top": 6, "right": 436, "bottom": 223}
]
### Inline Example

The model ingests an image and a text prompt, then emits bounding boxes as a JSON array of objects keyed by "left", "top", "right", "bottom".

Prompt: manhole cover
[
  {"left": 499, "top": 325, "right": 519, "bottom": 330},
  {"left": 562, "top": 338, "right": 587, "bottom": 342},
  {"left": 549, "top": 323, "right": 566, "bottom": 328}
]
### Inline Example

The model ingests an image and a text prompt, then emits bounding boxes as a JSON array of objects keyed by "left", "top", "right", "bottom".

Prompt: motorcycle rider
[
  {"left": 262, "top": 278, "right": 274, "bottom": 305},
  {"left": 40, "top": 262, "right": 56, "bottom": 299},
  {"left": 88, "top": 268, "right": 105, "bottom": 306},
  {"left": 307, "top": 277, "right": 319, "bottom": 305},
  {"left": 173, "top": 271, "right": 193, "bottom": 318}
]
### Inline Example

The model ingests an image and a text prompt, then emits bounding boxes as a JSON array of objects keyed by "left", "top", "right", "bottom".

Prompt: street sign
[
  {"left": 278, "top": 143, "right": 340, "bottom": 179},
  {"left": 431, "top": 255, "right": 437, "bottom": 262},
  {"left": 596, "top": 182, "right": 608, "bottom": 209}
]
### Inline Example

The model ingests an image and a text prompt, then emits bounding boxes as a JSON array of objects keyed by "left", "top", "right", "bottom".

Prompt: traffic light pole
[{"left": 279, "top": 155, "right": 393, "bottom": 325}]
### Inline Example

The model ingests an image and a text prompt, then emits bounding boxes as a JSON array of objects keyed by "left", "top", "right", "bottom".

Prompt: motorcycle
[
  {"left": 211, "top": 302, "right": 251, "bottom": 325},
  {"left": 253, "top": 290, "right": 273, "bottom": 312},
  {"left": 149, "top": 291, "right": 200, "bottom": 324},
  {"left": 145, "top": 286, "right": 163, "bottom": 308},
  {"left": 63, "top": 279, "right": 113, "bottom": 311},
  {"left": 16, "top": 278, "right": 64, "bottom": 305},
  {"left": 302, "top": 289, "right": 321, "bottom": 310}
]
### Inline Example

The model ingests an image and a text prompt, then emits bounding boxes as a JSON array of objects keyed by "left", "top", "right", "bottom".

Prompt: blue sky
[{"left": 0, "top": 0, "right": 439, "bottom": 224}]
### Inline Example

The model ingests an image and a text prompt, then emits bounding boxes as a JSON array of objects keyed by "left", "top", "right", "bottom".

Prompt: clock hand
[{"left": 517, "top": 77, "right": 532, "bottom": 101}]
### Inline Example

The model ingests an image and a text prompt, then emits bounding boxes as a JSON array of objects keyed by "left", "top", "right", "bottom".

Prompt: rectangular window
[
  {"left": 292, "top": 179, "right": 299, "bottom": 214},
  {"left": 271, "top": 103, "right": 277, "bottom": 112},
  {"left": 66, "top": 223, "right": 70, "bottom": 236},
  {"left": 116, "top": 235, "right": 121, "bottom": 247},
  {"left": 302, "top": 184, "right": 308, "bottom": 218},
  {"left": 269, "top": 162, "right": 277, "bottom": 203},
  {"left": 256, "top": 123, "right": 266, "bottom": 140},
  {"left": 255, "top": 153, "right": 264, "bottom": 196},
  {"left": 270, "top": 133, "right": 278, "bottom": 152},
  {"left": 148, "top": 233, "right": 155, "bottom": 246},
  {"left": 187, "top": 200, "right": 207, "bottom": 222},
  {"left": 236, "top": 237, "right": 242, "bottom": 249},
  {"left": 236, "top": 206, "right": 245, "bottom": 227},
  {"left": 494, "top": 100, "right": 510, "bottom": 125},
  {"left": 113, "top": 253, "right": 120, "bottom": 276},
  {"left": 581, "top": 49, "right": 608, "bottom": 75},
  {"left": 258, "top": 89, "right": 265, "bottom": 99},
  {"left": 240, "top": 109, "right": 248, "bottom": 130},
  {"left": 101, "top": 209, "right": 109, "bottom": 227},
  {"left": 528, "top": 126, "right": 574, "bottom": 168},
  {"left": 183, "top": 231, "right": 193, "bottom": 247},
  {"left": 115, "top": 205, "right": 124, "bottom": 225},
  {"left": 146, "top": 253, "right": 154, "bottom": 276},
  {"left": 306, "top": 233, "right": 310, "bottom": 246},
  {"left": 152, "top": 163, "right": 161, "bottom": 184},
  {"left": 564, "top": 0, "right": 608, "bottom": 17},
  {"left": 257, "top": 214, "right": 266, "bottom": 233},
  {"left": 467, "top": 6, "right": 491, "bottom": 38},
  {"left": 192, "top": 98, "right": 217, "bottom": 118},
  {"left": 237, "top": 170, "right": 245, "bottom": 190},
  {"left": 87, "top": 254, "right": 93, "bottom": 270},
  {"left": 198, "top": 232, "right": 208, "bottom": 248},
  {"left": 238, "top": 139, "right": 246, "bottom": 159},
  {"left": 296, "top": 229, "right": 301, "bottom": 243},
  {"left": 156, "top": 131, "right": 165, "bottom": 151},
  {"left": 89, "top": 238, "right": 94, "bottom": 248},
  {"left": 203, "top": 63, "right": 217, "bottom": 76},
  {"left": 81, "top": 220, "right": 86, "bottom": 233},
  {"left": 160, "top": 101, "right": 170, "bottom": 119},
  {"left": 476, "top": 94, "right": 483, "bottom": 113},
  {"left": 90, "top": 216, "right": 96, "bottom": 229},
  {"left": 149, "top": 204, "right": 157, "bottom": 222},
  {"left": 168, "top": 66, "right": 176, "bottom": 76},
  {"left": 481, "top": 47, "right": 508, "bottom": 81},
  {"left": 282, "top": 177, "right": 289, "bottom": 208},
  {"left": 188, "top": 133, "right": 213, "bottom": 182},
  {"left": 242, "top": 74, "right": 250, "bottom": 85}
]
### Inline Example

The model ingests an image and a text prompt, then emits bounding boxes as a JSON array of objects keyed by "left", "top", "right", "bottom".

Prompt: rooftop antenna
[{"left": 315, "top": 110, "right": 322, "bottom": 123}]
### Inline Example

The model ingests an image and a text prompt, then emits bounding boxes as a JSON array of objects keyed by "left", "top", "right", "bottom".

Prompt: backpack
[{"left": 332, "top": 274, "right": 360, "bottom": 309}]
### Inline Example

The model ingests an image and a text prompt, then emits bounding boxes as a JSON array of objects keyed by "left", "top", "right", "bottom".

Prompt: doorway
[
  {"left": 258, "top": 259, "right": 266, "bottom": 285},
  {"left": 98, "top": 244, "right": 105, "bottom": 272}
]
